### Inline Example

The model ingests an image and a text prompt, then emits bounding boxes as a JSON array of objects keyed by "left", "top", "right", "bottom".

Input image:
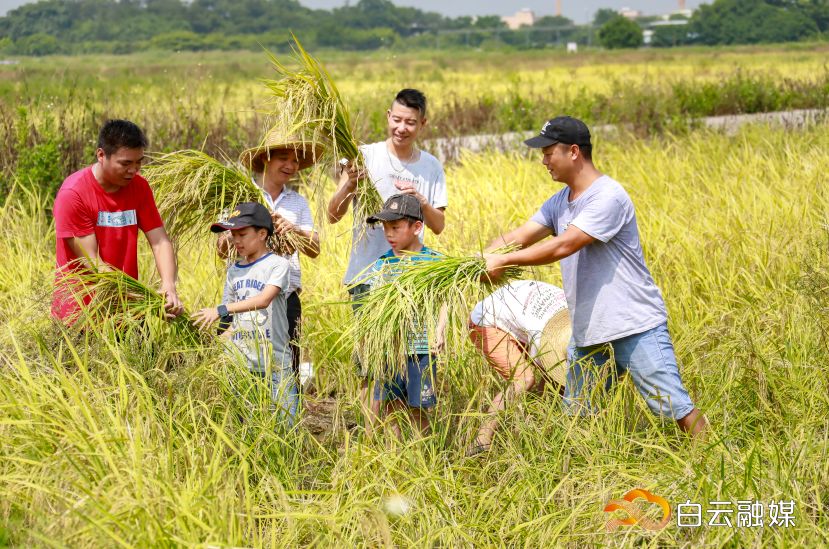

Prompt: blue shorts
[
  {"left": 374, "top": 354, "right": 437, "bottom": 409},
  {"left": 564, "top": 323, "right": 696, "bottom": 420}
]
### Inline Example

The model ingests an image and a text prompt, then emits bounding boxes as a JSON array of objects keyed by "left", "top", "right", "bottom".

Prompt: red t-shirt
[{"left": 51, "top": 166, "right": 164, "bottom": 320}]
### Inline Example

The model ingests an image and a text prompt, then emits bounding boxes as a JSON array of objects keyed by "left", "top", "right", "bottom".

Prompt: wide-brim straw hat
[
  {"left": 535, "top": 307, "right": 572, "bottom": 388},
  {"left": 239, "top": 129, "right": 324, "bottom": 173}
]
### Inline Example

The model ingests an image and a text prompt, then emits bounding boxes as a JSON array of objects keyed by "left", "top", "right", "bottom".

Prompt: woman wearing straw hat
[
  {"left": 219, "top": 129, "right": 323, "bottom": 390},
  {"left": 467, "top": 280, "right": 571, "bottom": 456}
]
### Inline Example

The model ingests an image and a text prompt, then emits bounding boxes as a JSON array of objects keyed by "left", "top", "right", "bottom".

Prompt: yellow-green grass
[
  {"left": 1, "top": 122, "right": 828, "bottom": 545},
  {"left": 3, "top": 44, "right": 829, "bottom": 145}
]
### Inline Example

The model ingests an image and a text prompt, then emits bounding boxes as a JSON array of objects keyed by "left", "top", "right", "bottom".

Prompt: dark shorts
[
  {"left": 348, "top": 284, "right": 371, "bottom": 377},
  {"left": 286, "top": 290, "right": 301, "bottom": 377},
  {"left": 374, "top": 354, "right": 437, "bottom": 409}
]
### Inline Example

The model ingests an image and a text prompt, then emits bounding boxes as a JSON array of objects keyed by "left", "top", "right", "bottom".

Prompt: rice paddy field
[{"left": 1, "top": 45, "right": 829, "bottom": 546}]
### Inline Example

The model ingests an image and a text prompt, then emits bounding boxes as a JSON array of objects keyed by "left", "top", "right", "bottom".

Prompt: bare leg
[
  {"left": 474, "top": 368, "right": 535, "bottom": 448},
  {"left": 407, "top": 406, "right": 431, "bottom": 437},
  {"left": 677, "top": 408, "right": 708, "bottom": 438},
  {"left": 384, "top": 399, "right": 407, "bottom": 440},
  {"left": 469, "top": 325, "right": 537, "bottom": 452}
]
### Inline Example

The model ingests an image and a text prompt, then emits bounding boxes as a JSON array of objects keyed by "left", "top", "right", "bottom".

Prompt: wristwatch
[{"left": 217, "top": 304, "right": 229, "bottom": 318}]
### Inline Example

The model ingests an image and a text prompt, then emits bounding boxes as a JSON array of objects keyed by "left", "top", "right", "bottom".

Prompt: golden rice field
[
  {"left": 1, "top": 108, "right": 828, "bottom": 545},
  {"left": 3, "top": 43, "right": 829, "bottom": 153},
  {"left": 5, "top": 44, "right": 829, "bottom": 109}
]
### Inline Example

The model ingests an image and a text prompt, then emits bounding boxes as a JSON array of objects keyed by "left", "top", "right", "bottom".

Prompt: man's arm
[
  {"left": 66, "top": 233, "right": 110, "bottom": 271},
  {"left": 145, "top": 226, "right": 183, "bottom": 317},
  {"left": 485, "top": 220, "right": 553, "bottom": 252},
  {"left": 327, "top": 167, "right": 359, "bottom": 224},
  {"left": 421, "top": 203, "right": 445, "bottom": 235},
  {"left": 296, "top": 229, "right": 321, "bottom": 258},
  {"left": 216, "top": 232, "right": 233, "bottom": 260},
  {"left": 485, "top": 224, "right": 595, "bottom": 281},
  {"left": 393, "top": 183, "right": 446, "bottom": 235}
]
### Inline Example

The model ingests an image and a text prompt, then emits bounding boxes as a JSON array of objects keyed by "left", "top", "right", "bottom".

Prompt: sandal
[{"left": 465, "top": 439, "right": 492, "bottom": 457}]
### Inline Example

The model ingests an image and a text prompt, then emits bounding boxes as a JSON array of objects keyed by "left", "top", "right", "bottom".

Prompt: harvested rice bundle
[
  {"left": 72, "top": 267, "right": 208, "bottom": 348},
  {"left": 142, "top": 150, "right": 264, "bottom": 245},
  {"left": 262, "top": 36, "right": 383, "bottom": 223},
  {"left": 346, "top": 248, "right": 524, "bottom": 379}
]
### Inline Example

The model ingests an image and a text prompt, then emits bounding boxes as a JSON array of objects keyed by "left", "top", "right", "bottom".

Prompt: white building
[
  {"left": 618, "top": 7, "right": 643, "bottom": 19},
  {"left": 501, "top": 8, "right": 536, "bottom": 30}
]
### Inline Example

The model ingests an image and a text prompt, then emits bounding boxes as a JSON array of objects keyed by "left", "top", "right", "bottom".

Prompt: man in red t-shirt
[{"left": 52, "top": 119, "right": 183, "bottom": 322}]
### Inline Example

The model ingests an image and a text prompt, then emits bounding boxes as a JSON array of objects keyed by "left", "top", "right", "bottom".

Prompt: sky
[{"left": 0, "top": 0, "right": 706, "bottom": 23}]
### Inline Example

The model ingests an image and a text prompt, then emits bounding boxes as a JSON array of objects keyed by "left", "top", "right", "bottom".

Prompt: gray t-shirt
[
  {"left": 343, "top": 141, "right": 448, "bottom": 284},
  {"left": 531, "top": 175, "right": 667, "bottom": 346},
  {"left": 222, "top": 253, "right": 292, "bottom": 371}
]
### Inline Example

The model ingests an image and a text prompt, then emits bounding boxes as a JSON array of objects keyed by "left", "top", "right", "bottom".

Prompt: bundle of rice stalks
[
  {"left": 269, "top": 230, "right": 313, "bottom": 257},
  {"left": 70, "top": 267, "right": 209, "bottom": 348},
  {"left": 262, "top": 35, "right": 383, "bottom": 224},
  {"left": 142, "top": 149, "right": 264, "bottom": 245},
  {"left": 344, "top": 248, "right": 523, "bottom": 379},
  {"left": 219, "top": 225, "right": 313, "bottom": 259}
]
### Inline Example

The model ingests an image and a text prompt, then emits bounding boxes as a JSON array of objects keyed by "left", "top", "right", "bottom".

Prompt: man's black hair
[
  {"left": 97, "top": 119, "right": 148, "bottom": 156},
  {"left": 392, "top": 88, "right": 427, "bottom": 118},
  {"left": 559, "top": 142, "right": 592, "bottom": 162}
]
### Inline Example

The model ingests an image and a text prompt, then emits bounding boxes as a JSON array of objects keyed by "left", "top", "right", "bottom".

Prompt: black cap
[
  {"left": 366, "top": 193, "right": 423, "bottom": 224},
  {"left": 524, "top": 116, "right": 591, "bottom": 148},
  {"left": 210, "top": 202, "right": 274, "bottom": 235}
]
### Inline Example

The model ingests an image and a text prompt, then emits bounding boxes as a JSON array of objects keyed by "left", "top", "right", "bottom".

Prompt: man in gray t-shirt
[{"left": 483, "top": 116, "right": 707, "bottom": 437}]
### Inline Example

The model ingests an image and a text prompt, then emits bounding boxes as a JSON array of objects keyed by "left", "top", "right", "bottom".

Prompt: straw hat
[
  {"left": 239, "top": 128, "right": 324, "bottom": 173},
  {"left": 535, "top": 307, "right": 572, "bottom": 388}
]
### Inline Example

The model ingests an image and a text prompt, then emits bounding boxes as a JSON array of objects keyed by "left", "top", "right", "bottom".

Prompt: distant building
[
  {"left": 618, "top": 7, "right": 643, "bottom": 19},
  {"left": 501, "top": 8, "right": 536, "bottom": 30}
]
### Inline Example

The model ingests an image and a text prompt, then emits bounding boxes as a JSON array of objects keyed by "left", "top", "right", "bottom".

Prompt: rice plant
[
  {"left": 345, "top": 248, "right": 524, "bottom": 379},
  {"left": 69, "top": 266, "right": 209, "bottom": 348},
  {"left": 262, "top": 35, "right": 384, "bottom": 224},
  {"left": 4, "top": 54, "right": 829, "bottom": 546},
  {"left": 142, "top": 149, "right": 264, "bottom": 245}
]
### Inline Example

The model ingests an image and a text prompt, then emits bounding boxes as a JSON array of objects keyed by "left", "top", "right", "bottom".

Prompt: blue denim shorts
[
  {"left": 564, "top": 323, "right": 695, "bottom": 420},
  {"left": 374, "top": 354, "right": 437, "bottom": 409}
]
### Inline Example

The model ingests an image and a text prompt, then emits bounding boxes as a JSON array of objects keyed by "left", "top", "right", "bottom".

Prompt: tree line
[{"left": 0, "top": 0, "right": 826, "bottom": 56}]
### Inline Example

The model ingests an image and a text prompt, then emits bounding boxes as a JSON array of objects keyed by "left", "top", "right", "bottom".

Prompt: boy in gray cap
[{"left": 194, "top": 202, "right": 297, "bottom": 424}]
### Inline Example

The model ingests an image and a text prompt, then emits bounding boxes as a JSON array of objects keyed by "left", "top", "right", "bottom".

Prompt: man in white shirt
[{"left": 327, "top": 89, "right": 448, "bottom": 429}]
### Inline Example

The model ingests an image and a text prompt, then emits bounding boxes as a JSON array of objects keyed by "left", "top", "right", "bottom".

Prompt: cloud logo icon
[{"left": 604, "top": 489, "right": 671, "bottom": 532}]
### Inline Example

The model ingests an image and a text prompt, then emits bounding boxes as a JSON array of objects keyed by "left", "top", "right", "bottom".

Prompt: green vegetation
[
  {"left": 0, "top": 122, "right": 827, "bottom": 545},
  {"left": 2, "top": 46, "right": 829, "bottom": 202},
  {"left": 0, "top": 0, "right": 827, "bottom": 55},
  {"left": 599, "top": 16, "right": 644, "bottom": 49}
]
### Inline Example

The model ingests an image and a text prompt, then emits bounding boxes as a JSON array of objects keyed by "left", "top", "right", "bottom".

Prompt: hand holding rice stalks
[
  {"left": 142, "top": 150, "right": 264, "bottom": 246},
  {"left": 345, "top": 248, "right": 523, "bottom": 379},
  {"left": 262, "top": 35, "right": 383, "bottom": 223}
]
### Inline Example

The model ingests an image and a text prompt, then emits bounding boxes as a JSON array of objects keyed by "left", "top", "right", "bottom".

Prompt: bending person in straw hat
[
  {"left": 218, "top": 129, "right": 323, "bottom": 390},
  {"left": 467, "top": 280, "right": 571, "bottom": 456}
]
